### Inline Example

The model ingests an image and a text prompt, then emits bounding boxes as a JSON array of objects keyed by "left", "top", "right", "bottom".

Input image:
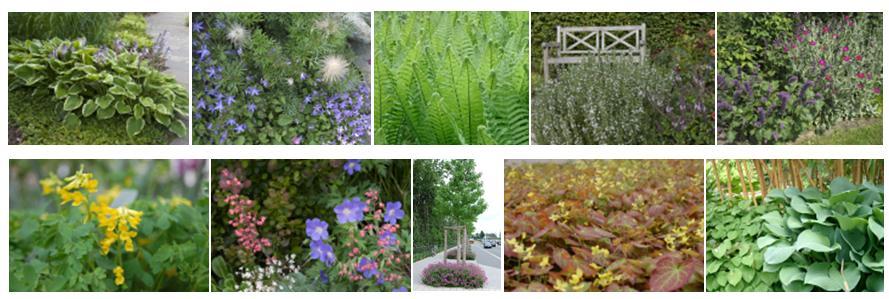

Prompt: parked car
[{"left": 483, "top": 240, "right": 494, "bottom": 248}]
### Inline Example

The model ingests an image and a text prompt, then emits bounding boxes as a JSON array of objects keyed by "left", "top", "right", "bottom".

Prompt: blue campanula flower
[
  {"left": 225, "top": 95, "right": 236, "bottom": 106},
  {"left": 196, "top": 98, "right": 207, "bottom": 110},
  {"left": 193, "top": 21, "right": 204, "bottom": 32},
  {"left": 245, "top": 86, "right": 260, "bottom": 96},
  {"left": 247, "top": 102, "right": 257, "bottom": 113},
  {"left": 226, "top": 118, "right": 237, "bottom": 126},
  {"left": 195, "top": 44, "right": 210, "bottom": 61},
  {"left": 234, "top": 123, "right": 247, "bottom": 133}
]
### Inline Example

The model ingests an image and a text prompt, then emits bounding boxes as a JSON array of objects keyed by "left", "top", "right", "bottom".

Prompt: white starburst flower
[
  {"left": 227, "top": 23, "right": 249, "bottom": 46},
  {"left": 314, "top": 15, "right": 339, "bottom": 36},
  {"left": 321, "top": 55, "right": 349, "bottom": 84}
]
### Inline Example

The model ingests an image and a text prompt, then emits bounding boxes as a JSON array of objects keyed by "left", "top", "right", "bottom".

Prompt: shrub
[
  {"left": 192, "top": 12, "right": 371, "bottom": 145},
  {"left": 505, "top": 160, "right": 705, "bottom": 291},
  {"left": 533, "top": 60, "right": 671, "bottom": 145},
  {"left": 421, "top": 262, "right": 487, "bottom": 288},
  {"left": 8, "top": 38, "right": 188, "bottom": 139},
  {"left": 113, "top": 13, "right": 154, "bottom": 47},
  {"left": 8, "top": 12, "right": 118, "bottom": 44},
  {"left": 374, "top": 11, "right": 529, "bottom": 145}
]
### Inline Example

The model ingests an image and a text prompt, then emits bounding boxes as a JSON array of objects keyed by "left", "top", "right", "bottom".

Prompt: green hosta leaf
[
  {"left": 54, "top": 83, "right": 69, "bottom": 98},
  {"left": 783, "top": 280, "right": 815, "bottom": 291},
  {"left": 155, "top": 103, "right": 172, "bottom": 116},
  {"left": 126, "top": 116, "right": 145, "bottom": 137},
  {"left": 756, "top": 235, "right": 778, "bottom": 249},
  {"left": 804, "top": 263, "right": 844, "bottom": 291},
  {"left": 786, "top": 215, "right": 804, "bottom": 229},
  {"left": 791, "top": 196, "right": 813, "bottom": 214},
  {"left": 794, "top": 229, "right": 839, "bottom": 252},
  {"left": 108, "top": 85, "right": 128, "bottom": 96},
  {"left": 866, "top": 273, "right": 883, "bottom": 291},
  {"left": 133, "top": 104, "right": 144, "bottom": 119},
  {"left": 170, "top": 119, "right": 187, "bottom": 138},
  {"left": 861, "top": 250, "right": 883, "bottom": 270},
  {"left": 840, "top": 229, "right": 867, "bottom": 253},
  {"left": 96, "top": 95, "right": 114, "bottom": 109},
  {"left": 139, "top": 97, "right": 156, "bottom": 108},
  {"left": 779, "top": 266, "right": 805, "bottom": 285},
  {"left": 154, "top": 113, "right": 171, "bottom": 126},
  {"left": 62, "top": 95, "right": 83, "bottom": 111},
  {"left": 761, "top": 211, "right": 784, "bottom": 226},
  {"left": 115, "top": 100, "right": 132, "bottom": 114},
  {"left": 766, "top": 189, "right": 786, "bottom": 201},
  {"left": 830, "top": 177, "right": 857, "bottom": 195},
  {"left": 81, "top": 99, "right": 98, "bottom": 117},
  {"left": 868, "top": 217, "right": 883, "bottom": 240},
  {"left": 830, "top": 189, "right": 860, "bottom": 205},
  {"left": 764, "top": 243, "right": 795, "bottom": 264},
  {"left": 706, "top": 260, "right": 723, "bottom": 274},
  {"left": 835, "top": 215, "right": 868, "bottom": 232},
  {"left": 800, "top": 187, "right": 823, "bottom": 200},
  {"left": 96, "top": 106, "right": 116, "bottom": 120},
  {"left": 764, "top": 223, "right": 790, "bottom": 238},
  {"left": 63, "top": 112, "right": 80, "bottom": 129},
  {"left": 647, "top": 254, "right": 695, "bottom": 291},
  {"left": 841, "top": 263, "right": 861, "bottom": 291}
]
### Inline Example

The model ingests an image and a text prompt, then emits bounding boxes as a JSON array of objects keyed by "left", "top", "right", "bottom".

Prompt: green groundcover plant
[
  {"left": 374, "top": 11, "right": 529, "bottom": 145},
  {"left": 211, "top": 160, "right": 410, "bottom": 291},
  {"left": 9, "top": 161, "right": 209, "bottom": 291},
  {"left": 192, "top": 12, "right": 371, "bottom": 145}
]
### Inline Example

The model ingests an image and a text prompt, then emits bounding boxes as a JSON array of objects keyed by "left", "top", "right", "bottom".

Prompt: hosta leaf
[
  {"left": 126, "top": 116, "right": 145, "bottom": 137},
  {"left": 756, "top": 235, "right": 778, "bottom": 249},
  {"left": 81, "top": 99, "right": 98, "bottom": 117},
  {"left": 63, "top": 112, "right": 80, "bottom": 129},
  {"left": 96, "top": 94, "right": 114, "bottom": 109},
  {"left": 170, "top": 119, "right": 187, "bottom": 138},
  {"left": 866, "top": 273, "right": 883, "bottom": 291},
  {"left": 794, "top": 229, "right": 839, "bottom": 252},
  {"left": 804, "top": 263, "right": 844, "bottom": 291},
  {"left": 868, "top": 217, "right": 883, "bottom": 240},
  {"left": 96, "top": 106, "right": 116, "bottom": 120},
  {"left": 761, "top": 211, "right": 784, "bottom": 226},
  {"left": 829, "top": 189, "right": 860, "bottom": 205},
  {"left": 835, "top": 215, "right": 868, "bottom": 232},
  {"left": 62, "top": 95, "right": 83, "bottom": 111},
  {"left": 727, "top": 268, "right": 743, "bottom": 286},
  {"left": 841, "top": 263, "right": 861, "bottom": 291},
  {"left": 115, "top": 100, "right": 132, "bottom": 114},
  {"left": 800, "top": 187, "right": 823, "bottom": 200},
  {"left": 790, "top": 196, "right": 813, "bottom": 214},
  {"left": 648, "top": 254, "right": 695, "bottom": 291},
  {"left": 782, "top": 280, "right": 815, "bottom": 292},
  {"left": 763, "top": 243, "right": 794, "bottom": 264},
  {"left": 712, "top": 241, "right": 730, "bottom": 259},
  {"left": 779, "top": 266, "right": 805, "bottom": 285},
  {"left": 766, "top": 189, "right": 786, "bottom": 201},
  {"left": 829, "top": 177, "right": 857, "bottom": 195}
]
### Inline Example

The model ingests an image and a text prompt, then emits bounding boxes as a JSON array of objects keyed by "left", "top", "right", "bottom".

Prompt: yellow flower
[
  {"left": 589, "top": 262, "right": 601, "bottom": 271},
  {"left": 553, "top": 279, "right": 570, "bottom": 292},
  {"left": 59, "top": 188, "right": 87, "bottom": 206},
  {"left": 84, "top": 178, "right": 99, "bottom": 193},
  {"left": 595, "top": 270, "right": 623, "bottom": 288},
  {"left": 39, "top": 175, "right": 61, "bottom": 195},
  {"left": 113, "top": 266, "right": 125, "bottom": 286},
  {"left": 100, "top": 236, "right": 116, "bottom": 255},
  {"left": 569, "top": 268, "right": 584, "bottom": 285},
  {"left": 538, "top": 255, "right": 550, "bottom": 268},
  {"left": 590, "top": 245, "right": 610, "bottom": 258}
]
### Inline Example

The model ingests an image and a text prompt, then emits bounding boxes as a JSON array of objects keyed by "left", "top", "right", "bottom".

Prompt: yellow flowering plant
[{"left": 9, "top": 161, "right": 210, "bottom": 291}]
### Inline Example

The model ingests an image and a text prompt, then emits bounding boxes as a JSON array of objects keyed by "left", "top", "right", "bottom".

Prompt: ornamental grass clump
[{"left": 421, "top": 262, "right": 487, "bottom": 289}]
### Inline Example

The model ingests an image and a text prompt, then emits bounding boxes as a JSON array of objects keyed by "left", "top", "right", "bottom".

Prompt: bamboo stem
[
  {"left": 724, "top": 160, "right": 733, "bottom": 199},
  {"left": 710, "top": 160, "right": 722, "bottom": 201},
  {"left": 753, "top": 159, "right": 765, "bottom": 206},
  {"left": 737, "top": 160, "right": 749, "bottom": 200}
]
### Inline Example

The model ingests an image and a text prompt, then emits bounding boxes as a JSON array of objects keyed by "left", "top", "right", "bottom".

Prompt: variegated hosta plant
[
  {"left": 504, "top": 160, "right": 705, "bottom": 292},
  {"left": 8, "top": 38, "right": 188, "bottom": 138},
  {"left": 757, "top": 177, "right": 883, "bottom": 291}
]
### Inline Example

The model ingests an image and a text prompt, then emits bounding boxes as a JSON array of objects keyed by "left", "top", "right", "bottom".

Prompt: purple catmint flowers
[
  {"left": 334, "top": 197, "right": 366, "bottom": 224},
  {"left": 344, "top": 159, "right": 361, "bottom": 175},
  {"left": 383, "top": 201, "right": 404, "bottom": 225},
  {"left": 305, "top": 218, "right": 329, "bottom": 241}
]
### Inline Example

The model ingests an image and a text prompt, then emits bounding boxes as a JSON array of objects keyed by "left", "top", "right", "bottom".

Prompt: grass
[
  {"left": 8, "top": 91, "right": 174, "bottom": 145},
  {"left": 793, "top": 117, "right": 883, "bottom": 145}
]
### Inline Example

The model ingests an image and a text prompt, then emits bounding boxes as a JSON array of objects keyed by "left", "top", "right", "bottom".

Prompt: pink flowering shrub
[{"left": 421, "top": 261, "right": 487, "bottom": 289}]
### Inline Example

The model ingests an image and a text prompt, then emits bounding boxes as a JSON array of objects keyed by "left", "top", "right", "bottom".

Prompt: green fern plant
[{"left": 374, "top": 11, "right": 529, "bottom": 145}]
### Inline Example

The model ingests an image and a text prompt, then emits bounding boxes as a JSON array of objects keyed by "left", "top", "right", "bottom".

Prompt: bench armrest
[{"left": 541, "top": 41, "right": 559, "bottom": 48}]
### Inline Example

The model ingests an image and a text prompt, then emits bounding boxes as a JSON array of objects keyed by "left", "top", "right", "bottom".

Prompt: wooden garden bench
[{"left": 542, "top": 24, "right": 647, "bottom": 81}]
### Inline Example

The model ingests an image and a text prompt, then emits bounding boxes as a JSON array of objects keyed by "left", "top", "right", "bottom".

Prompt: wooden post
[
  {"left": 753, "top": 159, "right": 766, "bottom": 206},
  {"left": 710, "top": 160, "right": 722, "bottom": 201},
  {"left": 854, "top": 160, "right": 862, "bottom": 184},
  {"left": 835, "top": 160, "right": 844, "bottom": 178},
  {"left": 443, "top": 229, "right": 448, "bottom": 263},
  {"left": 463, "top": 227, "right": 468, "bottom": 264},
  {"left": 724, "top": 160, "right": 733, "bottom": 199},
  {"left": 542, "top": 42, "right": 550, "bottom": 82}
]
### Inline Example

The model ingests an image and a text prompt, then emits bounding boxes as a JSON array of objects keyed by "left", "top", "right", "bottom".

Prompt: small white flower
[
  {"left": 287, "top": 78, "right": 294, "bottom": 85},
  {"left": 320, "top": 55, "right": 349, "bottom": 84},
  {"left": 227, "top": 23, "right": 249, "bottom": 46}
]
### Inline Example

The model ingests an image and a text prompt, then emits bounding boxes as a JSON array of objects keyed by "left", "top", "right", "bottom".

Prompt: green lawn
[{"left": 793, "top": 118, "right": 883, "bottom": 145}]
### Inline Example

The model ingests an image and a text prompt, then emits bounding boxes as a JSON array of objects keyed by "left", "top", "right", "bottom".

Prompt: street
[{"left": 471, "top": 241, "right": 501, "bottom": 269}]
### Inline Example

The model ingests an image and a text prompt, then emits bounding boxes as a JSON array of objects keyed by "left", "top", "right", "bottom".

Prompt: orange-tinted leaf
[
  {"left": 648, "top": 254, "right": 695, "bottom": 291},
  {"left": 576, "top": 225, "right": 615, "bottom": 240}
]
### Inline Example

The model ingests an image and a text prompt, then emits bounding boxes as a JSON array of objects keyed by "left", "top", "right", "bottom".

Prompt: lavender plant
[{"left": 192, "top": 12, "right": 371, "bottom": 145}]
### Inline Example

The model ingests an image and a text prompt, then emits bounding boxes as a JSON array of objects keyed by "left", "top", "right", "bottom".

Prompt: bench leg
[{"left": 543, "top": 48, "right": 550, "bottom": 82}]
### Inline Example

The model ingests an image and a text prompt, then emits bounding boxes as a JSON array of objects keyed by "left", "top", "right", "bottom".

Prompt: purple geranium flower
[
  {"left": 344, "top": 159, "right": 361, "bottom": 175},
  {"left": 384, "top": 201, "right": 404, "bottom": 224},
  {"left": 392, "top": 286, "right": 407, "bottom": 292},
  {"left": 357, "top": 257, "right": 378, "bottom": 279},
  {"left": 379, "top": 230, "right": 397, "bottom": 247},
  {"left": 305, "top": 218, "right": 329, "bottom": 241},
  {"left": 247, "top": 102, "right": 257, "bottom": 113},
  {"left": 334, "top": 197, "right": 366, "bottom": 224},
  {"left": 309, "top": 240, "right": 335, "bottom": 266},
  {"left": 245, "top": 86, "right": 260, "bottom": 96}
]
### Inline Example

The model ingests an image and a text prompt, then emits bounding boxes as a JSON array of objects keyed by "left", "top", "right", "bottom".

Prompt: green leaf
[
  {"left": 727, "top": 268, "right": 743, "bottom": 286},
  {"left": 169, "top": 119, "right": 187, "bottom": 137},
  {"left": 126, "top": 116, "right": 145, "bottom": 137},
  {"left": 867, "top": 217, "right": 883, "bottom": 240},
  {"left": 756, "top": 235, "right": 778, "bottom": 249},
  {"left": 766, "top": 189, "right": 786, "bottom": 201},
  {"left": 835, "top": 215, "right": 868, "bottom": 232},
  {"left": 96, "top": 105, "right": 116, "bottom": 120},
  {"left": 713, "top": 241, "right": 730, "bottom": 259},
  {"left": 764, "top": 244, "right": 794, "bottom": 265},
  {"left": 804, "top": 263, "right": 844, "bottom": 291},
  {"left": 829, "top": 177, "right": 856, "bottom": 194},
  {"left": 866, "top": 273, "right": 883, "bottom": 291},
  {"left": 96, "top": 95, "right": 114, "bottom": 109},
  {"left": 139, "top": 97, "right": 156, "bottom": 108},
  {"left": 62, "top": 95, "right": 83, "bottom": 111},
  {"left": 790, "top": 196, "right": 813, "bottom": 214},
  {"left": 794, "top": 229, "right": 839, "bottom": 252},
  {"left": 841, "top": 263, "right": 861, "bottom": 291},
  {"left": 63, "top": 112, "right": 81, "bottom": 129},
  {"left": 81, "top": 99, "right": 98, "bottom": 117},
  {"left": 276, "top": 115, "right": 292, "bottom": 126},
  {"left": 133, "top": 104, "right": 144, "bottom": 119},
  {"left": 779, "top": 266, "right": 805, "bottom": 285},
  {"left": 115, "top": 100, "right": 132, "bottom": 114}
]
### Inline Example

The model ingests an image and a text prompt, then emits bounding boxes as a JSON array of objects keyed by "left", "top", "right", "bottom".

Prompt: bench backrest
[{"left": 556, "top": 24, "right": 646, "bottom": 58}]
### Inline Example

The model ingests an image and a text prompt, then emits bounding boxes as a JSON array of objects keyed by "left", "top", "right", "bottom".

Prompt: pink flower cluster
[
  {"left": 421, "top": 261, "right": 487, "bottom": 288},
  {"left": 219, "top": 168, "right": 271, "bottom": 253},
  {"left": 336, "top": 188, "right": 409, "bottom": 284}
]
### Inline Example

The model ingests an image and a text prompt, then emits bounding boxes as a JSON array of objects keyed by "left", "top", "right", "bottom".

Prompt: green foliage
[
  {"left": 794, "top": 117, "right": 883, "bottom": 145},
  {"left": 413, "top": 160, "right": 487, "bottom": 260},
  {"left": 706, "top": 196, "right": 782, "bottom": 291},
  {"left": 113, "top": 13, "right": 154, "bottom": 47},
  {"left": 717, "top": 13, "right": 795, "bottom": 78},
  {"left": 531, "top": 12, "right": 713, "bottom": 74},
  {"left": 374, "top": 11, "right": 529, "bottom": 145},
  {"left": 8, "top": 12, "right": 118, "bottom": 44},
  {"left": 756, "top": 178, "right": 884, "bottom": 291},
  {"left": 8, "top": 38, "right": 187, "bottom": 140},
  {"left": 211, "top": 160, "right": 411, "bottom": 291},
  {"left": 192, "top": 12, "right": 370, "bottom": 145}
]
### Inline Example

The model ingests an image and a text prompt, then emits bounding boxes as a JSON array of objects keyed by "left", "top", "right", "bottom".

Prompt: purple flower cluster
[
  {"left": 306, "top": 218, "right": 335, "bottom": 266},
  {"left": 420, "top": 261, "right": 487, "bottom": 288},
  {"left": 333, "top": 197, "right": 367, "bottom": 224},
  {"left": 383, "top": 201, "right": 404, "bottom": 225},
  {"left": 303, "top": 83, "right": 372, "bottom": 145}
]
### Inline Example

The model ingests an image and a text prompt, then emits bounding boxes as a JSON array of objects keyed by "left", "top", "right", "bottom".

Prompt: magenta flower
[
  {"left": 843, "top": 56, "right": 851, "bottom": 62},
  {"left": 306, "top": 218, "right": 329, "bottom": 241},
  {"left": 818, "top": 59, "right": 826, "bottom": 67},
  {"left": 874, "top": 87, "right": 881, "bottom": 94},
  {"left": 809, "top": 40, "right": 817, "bottom": 46},
  {"left": 842, "top": 46, "right": 849, "bottom": 52}
]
